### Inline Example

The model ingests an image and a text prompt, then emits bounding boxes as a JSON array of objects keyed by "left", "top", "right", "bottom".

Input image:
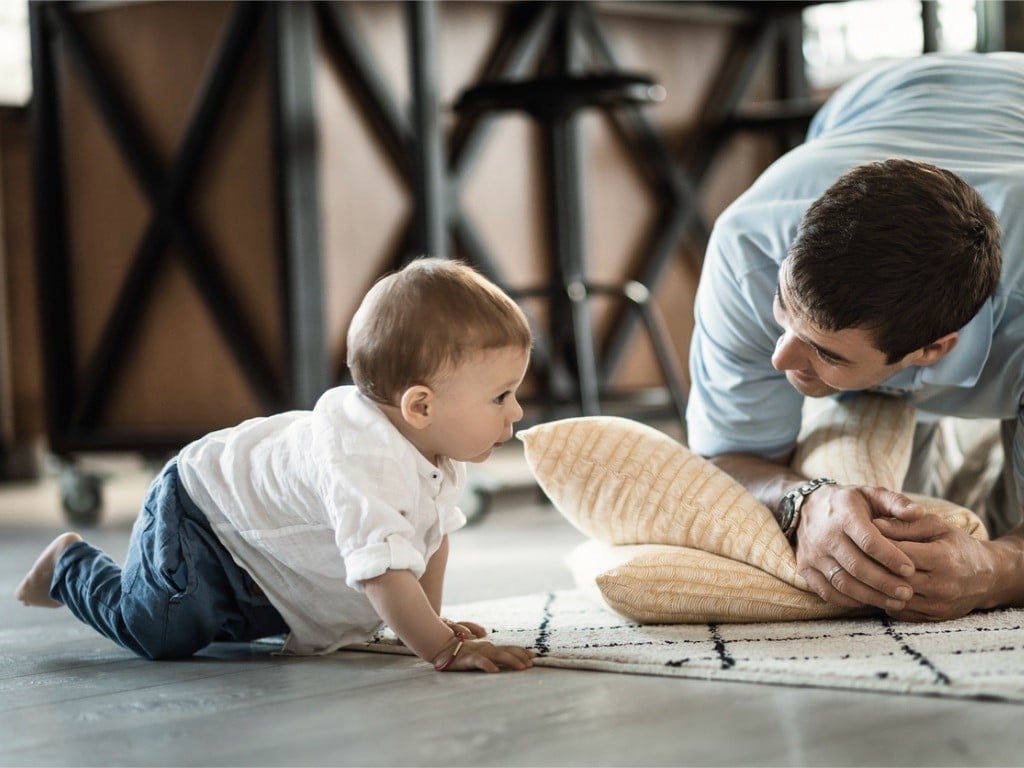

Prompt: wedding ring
[{"left": 825, "top": 564, "right": 844, "bottom": 586}]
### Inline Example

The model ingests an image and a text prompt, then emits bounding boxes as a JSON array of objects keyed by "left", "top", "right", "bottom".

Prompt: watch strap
[{"left": 779, "top": 477, "right": 837, "bottom": 542}]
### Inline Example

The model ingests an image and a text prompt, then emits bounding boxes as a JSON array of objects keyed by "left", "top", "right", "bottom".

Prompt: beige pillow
[
  {"left": 792, "top": 394, "right": 917, "bottom": 488},
  {"left": 518, "top": 415, "right": 806, "bottom": 590},
  {"left": 794, "top": 396, "right": 988, "bottom": 538},
  {"left": 519, "top": 396, "right": 988, "bottom": 624},
  {"left": 567, "top": 540, "right": 854, "bottom": 623}
]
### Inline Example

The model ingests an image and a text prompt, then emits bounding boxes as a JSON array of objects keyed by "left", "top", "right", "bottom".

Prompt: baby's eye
[{"left": 494, "top": 392, "right": 510, "bottom": 405}]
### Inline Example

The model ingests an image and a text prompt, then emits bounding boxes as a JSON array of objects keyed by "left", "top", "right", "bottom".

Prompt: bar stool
[{"left": 454, "top": 72, "right": 688, "bottom": 424}]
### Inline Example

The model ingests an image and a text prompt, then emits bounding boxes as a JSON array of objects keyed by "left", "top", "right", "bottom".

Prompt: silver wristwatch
[{"left": 777, "top": 477, "right": 837, "bottom": 543}]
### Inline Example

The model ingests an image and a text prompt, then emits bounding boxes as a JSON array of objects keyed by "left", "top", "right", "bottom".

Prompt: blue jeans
[{"left": 51, "top": 460, "right": 289, "bottom": 659}]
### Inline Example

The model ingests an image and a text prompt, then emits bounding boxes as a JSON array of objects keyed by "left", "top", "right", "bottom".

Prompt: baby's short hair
[{"left": 347, "top": 258, "right": 532, "bottom": 405}]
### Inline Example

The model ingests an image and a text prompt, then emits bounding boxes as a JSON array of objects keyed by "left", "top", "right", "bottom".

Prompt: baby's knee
[
  {"left": 122, "top": 610, "right": 210, "bottom": 660},
  {"left": 134, "top": 634, "right": 207, "bottom": 661}
]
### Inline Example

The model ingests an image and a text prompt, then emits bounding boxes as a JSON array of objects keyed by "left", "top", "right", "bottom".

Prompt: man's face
[{"left": 771, "top": 276, "right": 913, "bottom": 397}]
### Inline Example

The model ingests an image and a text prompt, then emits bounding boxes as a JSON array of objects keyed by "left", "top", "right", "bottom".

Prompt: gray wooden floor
[{"left": 2, "top": 449, "right": 1022, "bottom": 767}]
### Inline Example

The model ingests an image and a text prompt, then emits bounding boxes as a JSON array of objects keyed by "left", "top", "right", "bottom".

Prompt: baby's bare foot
[{"left": 15, "top": 532, "right": 83, "bottom": 607}]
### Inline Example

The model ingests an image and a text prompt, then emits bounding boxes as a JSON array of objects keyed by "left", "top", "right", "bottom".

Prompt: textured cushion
[
  {"left": 519, "top": 395, "right": 988, "bottom": 624},
  {"left": 567, "top": 540, "right": 854, "bottom": 623},
  {"left": 518, "top": 415, "right": 806, "bottom": 589},
  {"left": 792, "top": 394, "right": 916, "bottom": 488},
  {"left": 793, "top": 396, "right": 988, "bottom": 538}
]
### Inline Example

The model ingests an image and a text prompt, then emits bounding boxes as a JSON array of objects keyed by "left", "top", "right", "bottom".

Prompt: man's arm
[
  {"left": 710, "top": 450, "right": 802, "bottom": 520},
  {"left": 712, "top": 451, "right": 923, "bottom": 612}
]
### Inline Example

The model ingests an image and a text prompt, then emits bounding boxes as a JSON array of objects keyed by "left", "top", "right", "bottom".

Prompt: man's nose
[{"left": 771, "top": 330, "right": 805, "bottom": 371}]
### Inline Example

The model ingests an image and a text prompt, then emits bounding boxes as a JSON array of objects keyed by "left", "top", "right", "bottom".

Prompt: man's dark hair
[{"left": 786, "top": 158, "right": 1001, "bottom": 363}]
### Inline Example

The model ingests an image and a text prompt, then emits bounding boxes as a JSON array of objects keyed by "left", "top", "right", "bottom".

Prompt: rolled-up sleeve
[
  {"left": 324, "top": 451, "right": 430, "bottom": 590},
  {"left": 343, "top": 532, "right": 425, "bottom": 588}
]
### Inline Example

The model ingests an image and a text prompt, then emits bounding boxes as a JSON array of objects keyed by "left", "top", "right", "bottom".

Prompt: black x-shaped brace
[
  {"left": 316, "top": 1, "right": 557, "bottom": 385},
  {"left": 319, "top": 1, "right": 711, "bottom": 392},
  {"left": 320, "top": 2, "right": 807, "bottom": 401},
  {"left": 32, "top": 2, "right": 297, "bottom": 450}
]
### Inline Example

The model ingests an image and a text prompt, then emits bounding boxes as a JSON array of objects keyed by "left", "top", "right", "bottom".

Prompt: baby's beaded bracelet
[
  {"left": 440, "top": 618, "right": 469, "bottom": 639},
  {"left": 433, "top": 636, "right": 465, "bottom": 671}
]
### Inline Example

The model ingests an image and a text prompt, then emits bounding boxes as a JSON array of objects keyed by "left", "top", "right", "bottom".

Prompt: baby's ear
[{"left": 399, "top": 385, "right": 434, "bottom": 428}]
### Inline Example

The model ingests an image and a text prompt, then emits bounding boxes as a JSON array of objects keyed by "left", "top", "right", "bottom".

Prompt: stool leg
[
  {"left": 630, "top": 292, "right": 688, "bottom": 428},
  {"left": 566, "top": 281, "right": 601, "bottom": 416},
  {"left": 549, "top": 114, "right": 601, "bottom": 416}
]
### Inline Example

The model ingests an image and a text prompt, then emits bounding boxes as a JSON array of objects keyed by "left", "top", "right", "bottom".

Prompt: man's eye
[{"left": 815, "top": 349, "right": 840, "bottom": 365}]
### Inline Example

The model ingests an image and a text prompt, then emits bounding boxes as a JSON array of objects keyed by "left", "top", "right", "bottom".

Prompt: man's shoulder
[
  {"left": 707, "top": 191, "right": 810, "bottom": 281},
  {"left": 709, "top": 144, "right": 852, "bottom": 265}
]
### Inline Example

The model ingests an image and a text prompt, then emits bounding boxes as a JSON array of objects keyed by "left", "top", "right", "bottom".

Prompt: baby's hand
[
  {"left": 442, "top": 617, "right": 487, "bottom": 639},
  {"left": 433, "top": 637, "right": 537, "bottom": 673}
]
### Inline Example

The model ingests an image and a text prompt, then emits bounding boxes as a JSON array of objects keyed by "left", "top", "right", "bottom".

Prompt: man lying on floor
[{"left": 686, "top": 52, "right": 1024, "bottom": 621}]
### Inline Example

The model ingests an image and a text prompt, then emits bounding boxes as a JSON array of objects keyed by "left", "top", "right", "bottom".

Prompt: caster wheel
[{"left": 60, "top": 472, "right": 103, "bottom": 526}]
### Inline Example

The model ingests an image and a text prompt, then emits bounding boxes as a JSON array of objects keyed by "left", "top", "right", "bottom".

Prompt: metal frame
[
  {"left": 314, "top": 1, "right": 449, "bottom": 264},
  {"left": 434, "top": 2, "right": 707, "bottom": 421},
  {"left": 29, "top": 1, "right": 325, "bottom": 454},
  {"left": 445, "top": 1, "right": 788, "bottom": 422},
  {"left": 439, "top": 2, "right": 816, "bottom": 421},
  {"left": 28, "top": 0, "right": 815, "bottom": 457},
  {"left": 270, "top": 1, "right": 329, "bottom": 411}
]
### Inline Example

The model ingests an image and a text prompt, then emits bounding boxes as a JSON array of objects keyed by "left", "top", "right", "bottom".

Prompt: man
[{"left": 686, "top": 52, "right": 1024, "bottom": 621}]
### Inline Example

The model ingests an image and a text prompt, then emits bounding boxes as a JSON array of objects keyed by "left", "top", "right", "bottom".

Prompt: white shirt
[{"left": 177, "top": 386, "right": 468, "bottom": 655}]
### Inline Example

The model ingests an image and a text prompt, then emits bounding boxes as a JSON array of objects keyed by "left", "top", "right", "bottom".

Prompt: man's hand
[
  {"left": 796, "top": 484, "right": 925, "bottom": 611},
  {"left": 874, "top": 515, "right": 999, "bottom": 621}
]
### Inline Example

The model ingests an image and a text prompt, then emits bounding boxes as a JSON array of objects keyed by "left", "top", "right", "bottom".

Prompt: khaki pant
[{"left": 904, "top": 418, "right": 1021, "bottom": 538}]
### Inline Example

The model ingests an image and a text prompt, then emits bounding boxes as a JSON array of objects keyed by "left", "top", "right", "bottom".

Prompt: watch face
[{"left": 779, "top": 494, "right": 796, "bottom": 519}]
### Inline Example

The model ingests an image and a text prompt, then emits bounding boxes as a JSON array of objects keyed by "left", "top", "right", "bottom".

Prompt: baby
[{"left": 17, "top": 257, "right": 537, "bottom": 672}]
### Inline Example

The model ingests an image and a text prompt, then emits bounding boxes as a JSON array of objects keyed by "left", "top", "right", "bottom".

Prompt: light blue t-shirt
[{"left": 686, "top": 52, "right": 1024, "bottom": 500}]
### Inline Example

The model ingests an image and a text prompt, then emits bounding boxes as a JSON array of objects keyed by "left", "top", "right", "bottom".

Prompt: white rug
[{"left": 348, "top": 589, "right": 1024, "bottom": 702}]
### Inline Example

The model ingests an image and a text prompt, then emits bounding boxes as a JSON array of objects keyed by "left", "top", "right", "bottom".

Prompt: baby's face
[{"left": 425, "top": 346, "right": 530, "bottom": 463}]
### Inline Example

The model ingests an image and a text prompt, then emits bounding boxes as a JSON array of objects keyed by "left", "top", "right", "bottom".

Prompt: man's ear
[
  {"left": 399, "top": 385, "right": 434, "bottom": 428},
  {"left": 909, "top": 331, "right": 958, "bottom": 366}
]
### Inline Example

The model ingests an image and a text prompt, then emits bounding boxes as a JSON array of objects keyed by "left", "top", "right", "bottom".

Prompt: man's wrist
[
  {"left": 983, "top": 535, "right": 1024, "bottom": 610},
  {"left": 777, "top": 477, "right": 837, "bottom": 542}
]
